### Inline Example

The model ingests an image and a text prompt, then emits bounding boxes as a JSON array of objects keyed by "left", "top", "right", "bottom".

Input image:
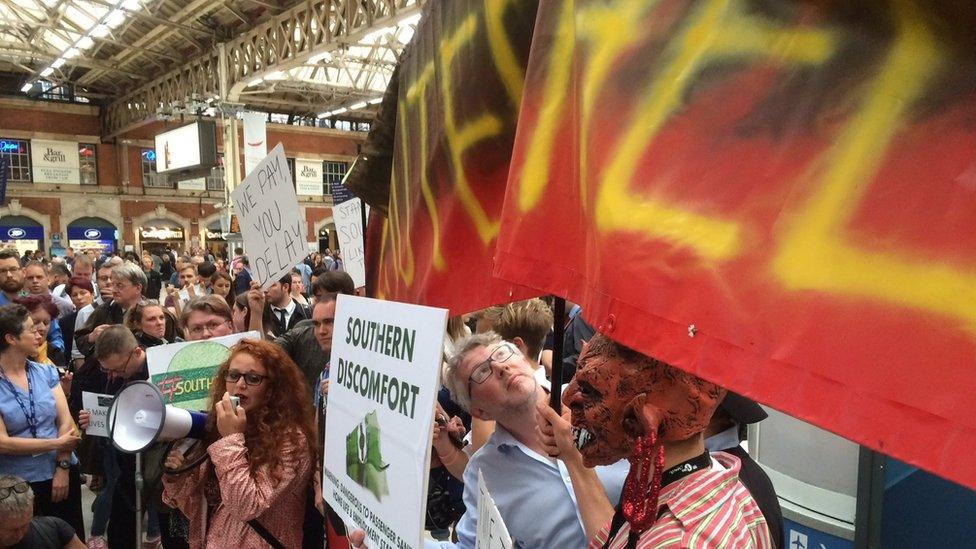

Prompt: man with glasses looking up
[
  {"left": 74, "top": 264, "right": 145, "bottom": 359},
  {"left": 400, "top": 331, "right": 628, "bottom": 549},
  {"left": 0, "top": 474, "right": 86, "bottom": 548}
]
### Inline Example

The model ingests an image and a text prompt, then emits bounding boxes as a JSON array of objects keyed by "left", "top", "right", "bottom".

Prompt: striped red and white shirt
[{"left": 590, "top": 452, "right": 772, "bottom": 549}]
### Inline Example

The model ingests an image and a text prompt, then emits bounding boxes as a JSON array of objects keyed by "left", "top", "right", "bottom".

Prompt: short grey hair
[
  {"left": 111, "top": 262, "right": 147, "bottom": 289},
  {"left": 442, "top": 331, "right": 503, "bottom": 412},
  {"left": 0, "top": 474, "right": 34, "bottom": 517}
]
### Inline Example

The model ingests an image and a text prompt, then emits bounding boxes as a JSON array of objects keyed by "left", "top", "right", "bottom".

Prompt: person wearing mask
[
  {"left": 0, "top": 474, "right": 86, "bottom": 548},
  {"left": 180, "top": 296, "right": 235, "bottom": 341},
  {"left": 0, "top": 305, "right": 84, "bottom": 540},
  {"left": 162, "top": 339, "right": 316, "bottom": 548}
]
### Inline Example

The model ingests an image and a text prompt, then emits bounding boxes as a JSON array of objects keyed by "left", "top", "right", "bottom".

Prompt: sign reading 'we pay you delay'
[{"left": 231, "top": 143, "right": 307, "bottom": 289}]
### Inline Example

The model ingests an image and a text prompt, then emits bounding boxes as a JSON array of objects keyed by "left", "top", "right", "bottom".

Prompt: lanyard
[{"left": 0, "top": 363, "right": 38, "bottom": 438}]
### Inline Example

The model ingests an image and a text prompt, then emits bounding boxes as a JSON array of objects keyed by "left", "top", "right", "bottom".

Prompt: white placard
[
  {"left": 147, "top": 331, "right": 260, "bottom": 411},
  {"left": 295, "top": 159, "right": 323, "bottom": 196},
  {"left": 323, "top": 295, "right": 448, "bottom": 549},
  {"left": 177, "top": 177, "right": 206, "bottom": 191},
  {"left": 82, "top": 392, "right": 114, "bottom": 438},
  {"left": 31, "top": 139, "right": 80, "bottom": 185},
  {"left": 242, "top": 112, "right": 267, "bottom": 178},
  {"left": 231, "top": 143, "right": 306, "bottom": 290},
  {"left": 334, "top": 197, "right": 365, "bottom": 288},
  {"left": 476, "top": 469, "right": 513, "bottom": 549},
  {"left": 154, "top": 123, "right": 202, "bottom": 173}
]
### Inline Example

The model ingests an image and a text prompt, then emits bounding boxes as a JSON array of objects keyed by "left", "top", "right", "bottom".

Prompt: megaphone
[{"left": 107, "top": 381, "right": 208, "bottom": 453}]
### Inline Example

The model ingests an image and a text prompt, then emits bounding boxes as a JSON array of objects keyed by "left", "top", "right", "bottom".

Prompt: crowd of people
[{"left": 0, "top": 242, "right": 784, "bottom": 549}]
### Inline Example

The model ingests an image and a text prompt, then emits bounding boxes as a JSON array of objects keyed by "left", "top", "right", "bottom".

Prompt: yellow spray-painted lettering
[
  {"left": 772, "top": 0, "right": 976, "bottom": 328},
  {"left": 593, "top": 0, "right": 835, "bottom": 261}
]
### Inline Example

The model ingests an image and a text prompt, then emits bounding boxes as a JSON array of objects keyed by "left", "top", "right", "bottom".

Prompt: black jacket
[
  {"left": 266, "top": 298, "right": 311, "bottom": 337},
  {"left": 74, "top": 300, "right": 125, "bottom": 359}
]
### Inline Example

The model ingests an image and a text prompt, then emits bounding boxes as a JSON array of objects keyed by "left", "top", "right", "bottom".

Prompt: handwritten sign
[
  {"left": 231, "top": 143, "right": 306, "bottom": 290},
  {"left": 334, "top": 197, "right": 365, "bottom": 288},
  {"left": 476, "top": 469, "right": 512, "bottom": 549},
  {"left": 82, "top": 392, "right": 114, "bottom": 437}
]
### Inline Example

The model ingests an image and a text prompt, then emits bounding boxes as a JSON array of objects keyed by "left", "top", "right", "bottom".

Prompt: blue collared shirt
[{"left": 426, "top": 425, "right": 629, "bottom": 549}]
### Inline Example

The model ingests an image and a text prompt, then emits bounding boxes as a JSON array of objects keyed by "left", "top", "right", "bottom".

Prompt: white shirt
[{"left": 271, "top": 298, "right": 297, "bottom": 330}]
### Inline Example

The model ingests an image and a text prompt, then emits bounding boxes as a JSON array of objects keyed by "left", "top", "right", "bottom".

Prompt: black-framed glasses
[
  {"left": 100, "top": 348, "right": 136, "bottom": 374},
  {"left": 225, "top": 370, "right": 267, "bottom": 386},
  {"left": 468, "top": 343, "right": 517, "bottom": 388},
  {"left": 0, "top": 481, "right": 28, "bottom": 500}
]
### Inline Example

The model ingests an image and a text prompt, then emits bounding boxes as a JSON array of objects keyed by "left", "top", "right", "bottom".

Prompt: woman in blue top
[{"left": 0, "top": 304, "right": 85, "bottom": 540}]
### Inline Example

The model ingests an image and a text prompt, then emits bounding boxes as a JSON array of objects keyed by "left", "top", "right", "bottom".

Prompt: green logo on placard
[
  {"left": 150, "top": 341, "right": 231, "bottom": 411},
  {"left": 346, "top": 410, "right": 390, "bottom": 500}
]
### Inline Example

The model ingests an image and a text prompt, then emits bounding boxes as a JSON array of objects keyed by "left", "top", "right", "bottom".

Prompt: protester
[
  {"left": 23, "top": 263, "right": 74, "bottom": 318},
  {"left": 163, "top": 339, "right": 316, "bottom": 548},
  {"left": 124, "top": 300, "right": 181, "bottom": 348},
  {"left": 309, "top": 270, "right": 356, "bottom": 302},
  {"left": 556, "top": 333, "right": 771, "bottom": 547},
  {"left": 0, "top": 305, "right": 84, "bottom": 540},
  {"left": 0, "top": 474, "right": 85, "bottom": 548},
  {"left": 231, "top": 255, "right": 252, "bottom": 295},
  {"left": 291, "top": 271, "right": 310, "bottom": 308},
  {"left": 140, "top": 256, "right": 162, "bottom": 301},
  {"left": 74, "top": 263, "right": 145, "bottom": 359},
  {"left": 60, "top": 277, "right": 93, "bottom": 367},
  {"left": 705, "top": 393, "right": 784, "bottom": 548},
  {"left": 48, "top": 264, "right": 72, "bottom": 301},
  {"left": 210, "top": 272, "right": 235, "bottom": 309},
  {"left": 263, "top": 273, "right": 311, "bottom": 337},
  {"left": 232, "top": 293, "right": 275, "bottom": 339},
  {"left": 179, "top": 296, "right": 234, "bottom": 341},
  {"left": 13, "top": 295, "right": 65, "bottom": 369},
  {"left": 352, "top": 331, "right": 628, "bottom": 549}
]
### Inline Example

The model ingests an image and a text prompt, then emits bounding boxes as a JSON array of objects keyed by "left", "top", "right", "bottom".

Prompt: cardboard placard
[
  {"left": 81, "top": 392, "right": 114, "bottom": 438},
  {"left": 476, "top": 469, "right": 513, "bottom": 549},
  {"left": 334, "top": 197, "right": 366, "bottom": 288}
]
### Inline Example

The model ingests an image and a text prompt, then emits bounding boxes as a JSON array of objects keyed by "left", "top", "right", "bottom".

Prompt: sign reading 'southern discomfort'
[{"left": 324, "top": 295, "right": 447, "bottom": 549}]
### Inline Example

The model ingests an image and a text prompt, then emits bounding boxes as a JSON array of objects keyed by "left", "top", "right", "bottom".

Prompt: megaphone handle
[{"left": 135, "top": 452, "right": 143, "bottom": 544}]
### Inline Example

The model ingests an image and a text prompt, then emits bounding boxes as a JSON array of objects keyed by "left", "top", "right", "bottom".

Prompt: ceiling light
[
  {"left": 247, "top": 77, "right": 263, "bottom": 87},
  {"left": 51, "top": 58, "right": 66, "bottom": 69},
  {"left": 20, "top": 83, "right": 32, "bottom": 93},
  {"left": 349, "top": 101, "right": 367, "bottom": 110},
  {"left": 121, "top": 0, "right": 142, "bottom": 9},
  {"left": 90, "top": 24, "right": 110, "bottom": 38},
  {"left": 332, "top": 107, "right": 347, "bottom": 115},
  {"left": 367, "top": 97, "right": 383, "bottom": 105},
  {"left": 63, "top": 47, "right": 80, "bottom": 59},
  {"left": 317, "top": 111, "right": 332, "bottom": 118},
  {"left": 76, "top": 37, "right": 94, "bottom": 49},
  {"left": 40, "top": 67, "right": 54, "bottom": 77}
]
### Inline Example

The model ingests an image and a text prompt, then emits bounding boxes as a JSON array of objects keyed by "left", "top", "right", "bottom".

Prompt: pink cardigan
[{"left": 163, "top": 431, "right": 313, "bottom": 548}]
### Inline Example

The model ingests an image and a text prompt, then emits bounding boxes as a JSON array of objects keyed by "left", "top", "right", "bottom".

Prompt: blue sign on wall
[
  {"left": 784, "top": 519, "right": 853, "bottom": 549},
  {"left": 0, "top": 226, "right": 44, "bottom": 241},
  {"left": 67, "top": 226, "right": 115, "bottom": 240}
]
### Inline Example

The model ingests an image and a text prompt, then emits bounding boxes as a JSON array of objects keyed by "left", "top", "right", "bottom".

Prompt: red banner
[
  {"left": 495, "top": 0, "right": 976, "bottom": 489},
  {"left": 373, "top": 0, "right": 539, "bottom": 313}
]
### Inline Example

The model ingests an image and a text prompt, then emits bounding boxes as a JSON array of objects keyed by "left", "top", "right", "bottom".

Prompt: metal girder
[{"left": 103, "top": 0, "right": 421, "bottom": 137}]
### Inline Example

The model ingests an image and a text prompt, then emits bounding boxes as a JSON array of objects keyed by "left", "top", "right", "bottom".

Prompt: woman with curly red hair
[{"left": 162, "top": 338, "right": 316, "bottom": 547}]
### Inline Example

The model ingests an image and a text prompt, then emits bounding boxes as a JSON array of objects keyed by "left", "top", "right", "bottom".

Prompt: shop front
[
  {"left": 204, "top": 220, "right": 227, "bottom": 259},
  {"left": 139, "top": 221, "right": 185, "bottom": 255},
  {"left": 0, "top": 215, "right": 44, "bottom": 256},
  {"left": 67, "top": 217, "right": 117, "bottom": 255}
]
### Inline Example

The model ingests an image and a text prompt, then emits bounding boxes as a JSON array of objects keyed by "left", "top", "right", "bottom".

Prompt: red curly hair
[{"left": 203, "top": 339, "right": 317, "bottom": 475}]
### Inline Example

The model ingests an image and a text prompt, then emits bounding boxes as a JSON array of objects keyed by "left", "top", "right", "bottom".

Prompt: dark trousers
[{"left": 30, "top": 465, "right": 86, "bottom": 541}]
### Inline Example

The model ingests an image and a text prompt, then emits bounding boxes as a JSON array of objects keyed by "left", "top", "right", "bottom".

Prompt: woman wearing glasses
[
  {"left": 0, "top": 305, "right": 85, "bottom": 541},
  {"left": 163, "top": 339, "right": 316, "bottom": 548}
]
